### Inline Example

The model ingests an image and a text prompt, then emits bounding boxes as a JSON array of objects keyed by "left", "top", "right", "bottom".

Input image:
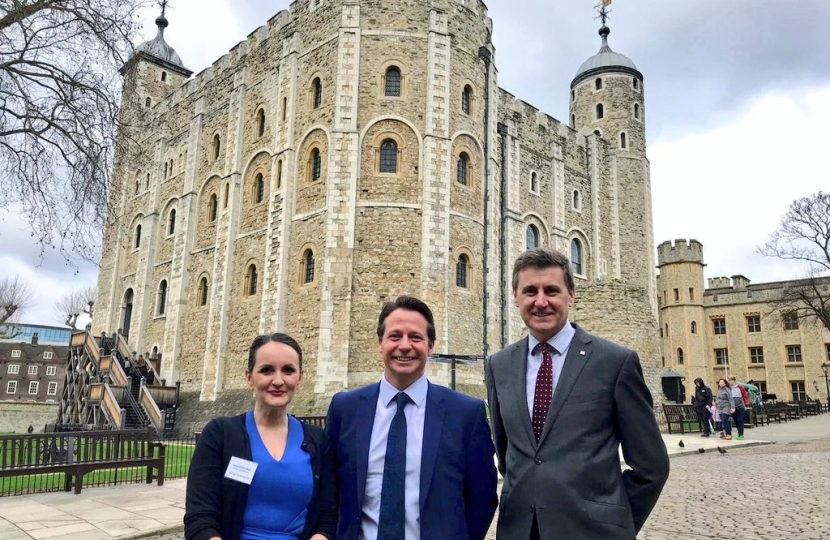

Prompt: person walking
[
  {"left": 728, "top": 376, "right": 747, "bottom": 440},
  {"left": 692, "top": 378, "right": 714, "bottom": 437},
  {"left": 715, "top": 378, "right": 735, "bottom": 441}
]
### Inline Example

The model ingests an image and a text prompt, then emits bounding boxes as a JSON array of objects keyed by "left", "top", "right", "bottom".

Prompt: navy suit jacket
[{"left": 325, "top": 381, "right": 498, "bottom": 540}]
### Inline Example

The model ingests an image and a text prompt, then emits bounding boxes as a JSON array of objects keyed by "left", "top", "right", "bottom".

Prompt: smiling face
[
  {"left": 378, "top": 308, "right": 434, "bottom": 391},
  {"left": 245, "top": 341, "right": 303, "bottom": 411},
  {"left": 513, "top": 265, "right": 575, "bottom": 342}
]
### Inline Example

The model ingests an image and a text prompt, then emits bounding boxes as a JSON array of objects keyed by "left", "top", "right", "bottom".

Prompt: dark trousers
[
  {"left": 695, "top": 405, "right": 711, "bottom": 434},
  {"left": 530, "top": 514, "right": 540, "bottom": 540},
  {"left": 732, "top": 408, "right": 746, "bottom": 436}
]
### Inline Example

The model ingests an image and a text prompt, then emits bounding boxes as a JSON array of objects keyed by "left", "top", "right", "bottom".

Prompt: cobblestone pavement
[{"left": 146, "top": 435, "right": 830, "bottom": 540}]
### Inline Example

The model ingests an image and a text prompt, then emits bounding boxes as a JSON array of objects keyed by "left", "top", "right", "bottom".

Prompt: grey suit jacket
[{"left": 485, "top": 324, "right": 669, "bottom": 540}]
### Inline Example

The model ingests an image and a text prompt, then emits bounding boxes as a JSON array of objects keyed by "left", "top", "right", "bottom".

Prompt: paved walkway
[{"left": 1, "top": 416, "right": 828, "bottom": 540}]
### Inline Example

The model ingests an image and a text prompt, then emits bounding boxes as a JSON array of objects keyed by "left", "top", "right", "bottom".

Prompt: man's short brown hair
[{"left": 511, "top": 248, "right": 575, "bottom": 292}]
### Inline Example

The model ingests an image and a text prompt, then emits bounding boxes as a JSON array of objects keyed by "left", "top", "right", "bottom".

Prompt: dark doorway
[{"left": 122, "top": 289, "right": 134, "bottom": 338}]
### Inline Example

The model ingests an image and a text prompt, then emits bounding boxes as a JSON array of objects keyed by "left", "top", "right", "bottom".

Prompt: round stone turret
[
  {"left": 130, "top": 13, "right": 192, "bottom": 77},
  {"left": 572, "top": 25, "right": 641, "bottom": 87}
]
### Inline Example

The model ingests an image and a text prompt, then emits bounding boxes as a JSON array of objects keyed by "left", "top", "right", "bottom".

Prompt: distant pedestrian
[
  {"left": 27, "top": 424, "right": 33, "bottom": 434},
  {"left": 716, "top": 378, "right": 735, "bottom": 440},
  {"left": 728, "top": 376, "right": 747, "bottom": 440},
  {"left": 692, "top": 378, "right": 713, "bottom": 437}
]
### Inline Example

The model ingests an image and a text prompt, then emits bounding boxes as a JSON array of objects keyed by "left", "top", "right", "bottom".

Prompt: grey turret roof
[
  {"left": 130, "top": 15, "right": 192, "bottom": 77},
  {"left": 571, "top": 25, "right": 641, "bottom": 88}
]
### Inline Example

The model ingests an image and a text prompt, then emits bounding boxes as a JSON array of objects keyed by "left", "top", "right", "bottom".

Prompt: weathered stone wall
[{"left": 0, "top": 403, "right": 59, "bottom": 434}]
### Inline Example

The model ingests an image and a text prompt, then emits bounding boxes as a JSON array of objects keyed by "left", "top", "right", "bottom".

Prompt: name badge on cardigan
[{"left": 224, "top": 456, "right": 258, "bottom": 484}]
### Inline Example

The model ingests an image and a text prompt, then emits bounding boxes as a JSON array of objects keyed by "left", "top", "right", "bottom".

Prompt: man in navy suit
[{"left": 325, "top": 295, "right": 498, "bottom": 540}]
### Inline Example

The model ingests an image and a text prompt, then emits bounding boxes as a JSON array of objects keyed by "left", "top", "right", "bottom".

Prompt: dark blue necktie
[{"left": 377, "top": 392, "right": 410, "bottom": 540}]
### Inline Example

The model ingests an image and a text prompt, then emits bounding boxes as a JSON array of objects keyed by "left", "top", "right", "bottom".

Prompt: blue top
[{"left": 241, "top": 412, "right": 313, "bottom": 540}]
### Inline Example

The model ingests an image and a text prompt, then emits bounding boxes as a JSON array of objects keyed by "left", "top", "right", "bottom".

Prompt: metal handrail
[{"left": 122, "top": 384, "right": 149, "bottom": 428}]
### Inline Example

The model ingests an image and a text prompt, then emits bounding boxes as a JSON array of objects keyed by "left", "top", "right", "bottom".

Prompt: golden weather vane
[{"left": 594, "top": 0, "right": 612, "bottom": 25}]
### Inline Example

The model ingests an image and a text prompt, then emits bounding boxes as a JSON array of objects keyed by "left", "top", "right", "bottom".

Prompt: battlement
[{"left": 657, "top": 239, "right": 704, "bottom": 266}]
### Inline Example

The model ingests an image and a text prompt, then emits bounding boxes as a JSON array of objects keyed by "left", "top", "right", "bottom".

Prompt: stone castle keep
[{"left": 94, "top": 0, "right": 663, "bottom": 415}]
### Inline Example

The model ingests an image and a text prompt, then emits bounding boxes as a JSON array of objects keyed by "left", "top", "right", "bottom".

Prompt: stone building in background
[
  {"left": 94, "top": 0, "right": 662, "bottom": 417},
  {"left": 657, "top": 239, "right": 830, "bottom": 402}
]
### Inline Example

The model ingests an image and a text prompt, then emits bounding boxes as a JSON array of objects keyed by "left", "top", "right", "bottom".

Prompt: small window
[
  {"left": 456, "top": 254, "right": 469, "bottom": 288},
  {"left": 633, "top": 78, "right": 639, "bottom": 90},
  {"left": 572, "top": 190, "right": 581, "bottom": 211},
  {"left": 146, "top": 173, "right": 151, "bottom": 189},
  {"left": 282, "top": 97, "right": 288, "bottom": 121},
  {"left": 620, "top": 132, "right": 627, "bottom": 149},
  {"left": 747, "top": 315, "right": 761, "bottom": 332},
  {"left": 311, "top": 148, "right": 322, "bottom": 182},
  {"left": 245, "top": 264, "right": 258, "bottom": 296},
  {"left": 715, "top": 348, "right": 728, "bottom": 365},
  {"left": 28, "top": 365, "right": 37, "bottom": 375},
  {"left": 749, "top": 347, "right": 764, "bottom": 364},
  {"left": 46, "top": 366, "right": 57, "bottom": 376},
  {"left": 28, "top": 381, "right": 38, "bottom": 395},
  {"left": 43, "top": 351, "right": 53, "bottom": 360},
  {"left": 168, "top": 209, "right": 176, "bottom": 236},
  {"left": 595, "top": 78, "right": 602, "bottom": 90},
  {"left": 157, "top": 280, "right": 168, "bottom": 316},
  {"left": 791, "top": 381, "right": 806, "bottom": 401},
  {"left": 786, "top": 345, "right": 802, "bottom": 363},
  {"left": 145, "top": 97, "right": 152, "bottom": 108},
  {"left": 462, "top": 85, "right": 472, "bottom": 115},
  {"left": 596, "top": 104, "right": 604, "bottom": 119},
  {"left": 197, "top": 276, "right": 209, "bottom": 307},
  {"left": 163, "top": 162, "right": 168, "bottom": 179},
  {"left": 224, "top": 183, "right": 230, "bottom": 209},
  {"left": 135, "top": 180, "right": 140, "bottom": 195},
  {"left": 6, "top": 381, "right": 17, "bottom": 394},
  {"left": 673, "top": 288, "right": 679, "bottom": 301},
  {"left": 276, "top": 160, "right": 283, "bottom": 189},
  {"left": 691, "top": 321, "right": 697, "bottom": 334},
  {"left": 665, "top": 323, "right": 669, "bottom": 337},
  {"left": 530, "top": 172, "right": 539, "bottom": 193},
  {"left": 634, "top": 103, "right": 640, "bottom": 119},
  {"left": 570, "top": 114, "right": 575, "bottom": 128},
  {"left": 689, "top": 288, "right": 695, "bottom": 301},
  {"left": 47, "top": 382, "right": 58, "bottom": 395},
  {"left": 161, "top": 71, "right": 167, "bottom": 82},
  {"left": 677, "top": 348, "right": 684, "bottom": 365},
  {"left": 213, "top": 134, "right": 221, "bottom": 160},
  {"left": 379, "top": 140, "right": 398, "bottom": 173},
  {"left": 784, "top": 312, "right": 799, "bottom": 330},
  {"left": 312, "top": 78, "right": 322, "bottom": 109},
  {"left": 11, "top": 350, "right": 21, "bottom": 359},
  {"left": 570, "top": 239, "right": 583, "bottom": 276},
  {"left": 257, "top": 108, "right": 266, "bottom": 138},
  {"left": 713, "top": 318, "right": 726, "bottom": 335},
  {"left": 456, "top": 153, "right": 469, "bottom": 186},
  {"left": 384, "top": 67, "right": 401, "bottom": 97},
  {"left": 526, "top": 225, "right": 539, "bottom": 250},
  {"left": 7, "top": 363, "right": 19, "bottom": 372},
  {"left": 303, "top": 249, "right": 315, "bottom": 284},
  {"left": 208, "top": 194, "right": 218, "bottom": 222},
  {"left": 134, "top": 224, "right": 142, "bottom": 249},
  {"left": 570, "top": 90, "right": 575, "bottom": 102},
  {"left": 254, "top": 173, "right": 265, "bottom": 204}
]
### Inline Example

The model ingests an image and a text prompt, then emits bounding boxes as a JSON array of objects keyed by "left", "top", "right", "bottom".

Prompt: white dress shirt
[
  {"left": 526, "top": 322, "right": 576, "bottom": 420},
  {"left": 360, "top": 373, "right": 428, "bottom": 540}
]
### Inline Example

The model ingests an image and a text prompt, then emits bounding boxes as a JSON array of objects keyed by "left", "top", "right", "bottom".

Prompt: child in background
[{"left": 708, "top": 403, "right": 720, "bottom": 435}]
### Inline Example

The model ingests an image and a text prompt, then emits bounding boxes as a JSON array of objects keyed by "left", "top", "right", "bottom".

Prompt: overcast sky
[{"left": 2, "top": 0, "right": 828, "bottom": 326}]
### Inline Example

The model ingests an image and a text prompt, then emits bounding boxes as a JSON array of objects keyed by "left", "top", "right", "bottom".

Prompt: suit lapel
[
  {"left": 355, "top": 384, "right": 379, "bottom": 507},
  {"left": 419, "top": 383, "right": 445, "bottom": 512},
  {"left": 539, "top": 325, "right": 593, "bottom": 445},
  {"left": 511, "top": 338, "right": 536, "bottom": 450}
]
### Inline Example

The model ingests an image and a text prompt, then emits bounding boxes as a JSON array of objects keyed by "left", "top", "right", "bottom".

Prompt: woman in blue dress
[{"left": 184, "top": 333, "right": 337, "bottom": 540}]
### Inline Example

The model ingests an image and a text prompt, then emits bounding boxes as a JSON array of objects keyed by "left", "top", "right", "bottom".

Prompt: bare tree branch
[
  {"left": 54, "top": 283, "right": 96, "bottom": 329},
  {"left": 0, "top": 275, "right": 34, "bottom": 337}
]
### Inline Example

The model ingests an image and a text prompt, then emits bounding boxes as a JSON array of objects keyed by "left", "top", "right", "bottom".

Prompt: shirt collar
[
  {"left": 379, "top": 372, "right": 428, "bottom": 408},
  {"left": 528, "top": 321, "right": 576, "bottom": 356}
]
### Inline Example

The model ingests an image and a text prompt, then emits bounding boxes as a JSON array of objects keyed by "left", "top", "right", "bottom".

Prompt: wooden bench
[
  {"left": 750, "top": 404, "right": 769, "bottom": 427},
  {"left": 662, "top": 404, "right": 702, "bottom": 434},
  {"left": 0, "top": 429, "right": 166, "bottom": 494}
]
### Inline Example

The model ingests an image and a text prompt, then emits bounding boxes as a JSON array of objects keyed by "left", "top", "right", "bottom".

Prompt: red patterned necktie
[{"left": 532, "top": 342, "right": 555, "bottom": 441}]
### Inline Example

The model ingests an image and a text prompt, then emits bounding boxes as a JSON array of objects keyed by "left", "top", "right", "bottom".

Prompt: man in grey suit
[{"left": 486, "top": 248, "right": 669, "bottom": 540}]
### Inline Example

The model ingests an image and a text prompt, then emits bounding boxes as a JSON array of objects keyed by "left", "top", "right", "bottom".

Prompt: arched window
[
  {"left": 570, "top": 239, "right": 583, "bottom": 275},
  {"left": 208, "top": 194, "right": 218, "bottom": 222},
  {"left": 677, "top": 348, "right": 684, "bottom": 365},
  {"left": 571, "top": 114, "right": 575, "bottom": 128},
  {"left": 163, "top": 162, "right": 168, "bottom": 178},
  {"left": 691, "top": 321, "right": 697, "bottom": 334},
  {"left": 573, "top": 190, "right": 581, "bottom": 211},
  {"left": 530, "top": 172, "right": 539, "bottom": 193},
  {"left": 634, "top": 103, "right": 640, "bottom": 119},
  {"left": 456, "top": 153, "right": 469, "bottom": 186},
  {"left": 596, "top": 103, "right": 604, "bottom": 119},
  {"left": 571, "top": 90, "right": 575, "bottom": 102},
  {"left": 302, "top": 249, "right": 315, "bottom": 284},
  {"left": 620, "top": 132, "right": 627, "bottom": 149},
  {"left": 526, "top": 225, "right": 539, "bottom": 250},
  {"left": 169, "top": 159, "right": 173, "bottom": 177},
  {"left": 254, "top": 173, "right": 265, "bottom": 204},
  {"left": 462, "top": 85, "right": 472, "bottom": 115},
  {"left": 157, "top": 280, "right": 168, "bottom": 316},
  {"left": 595, "top": 78, "right": 603, "bottom": 90},
  {"left": 145, "top": 97, "right": 152, "bottom": 108},
  {"left": 134, "top": 224, "right": 142, "bottom": 249},
  {"left": 456, "top": 254, "right": 469, "bottom": 288},
  {"left": 384, "top": 67, "right": 401, "bottom": 97},
  {"left": 633, "top": 78, "right": 639, "bottom": 90},
  {"left": 135, "top": 180, "right": 140, "bottom": 195},
  {"left": 212, "top": 134, "right": 221, "bottom": 160},
  {"left": 276, "top": 160, "right": 283, "bottom": 189},
  {"left": 310, "top": 148, "right": 322, "bottom": 182},
  {"left": 312, "top": 78, "right": 322, "bottom": 109},
  {"left": 257, "top": 108, "right": 266, "bottom": 137},
  {"left": 168, "top": 209, "right": 176, "bottom": 236},
  {"left": 161, "top": 71, "right": 167, "bottom": 82},
  {"left": 282, "top": 97, "right": 287, "bottom": 121},
  {"left": 245, "top": 264, "right": 258, "bottom": 296},
  {"left": 151, "top": 345, "right": 158, "bottom": 358},
  {"left": 197, "top": 276, "right": 209, "bottom": 307},
  {"left": 145, "top": 173, "right": 150, "bottom": 189},
  {"left": 379, "top": 140, "right": 398, "bottom": 173}
]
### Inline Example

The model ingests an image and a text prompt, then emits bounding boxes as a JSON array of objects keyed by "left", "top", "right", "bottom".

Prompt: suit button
[{"left": 535, "top": 459, "right": 542, "bottom": 465}]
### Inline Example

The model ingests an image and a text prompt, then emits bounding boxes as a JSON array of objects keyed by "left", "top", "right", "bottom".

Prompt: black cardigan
[{"left": 184, "top": 413, "right": 337, "bottom": 540}]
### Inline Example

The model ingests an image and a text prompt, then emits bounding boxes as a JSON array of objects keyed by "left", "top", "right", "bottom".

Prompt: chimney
[{"left": 31, "top": 332, "right": 39, "bottom": 345}]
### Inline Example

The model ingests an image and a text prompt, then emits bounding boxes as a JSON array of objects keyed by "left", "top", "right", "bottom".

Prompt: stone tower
[{"left": 656, "top": 239, "right": 708, "bottom": 383}]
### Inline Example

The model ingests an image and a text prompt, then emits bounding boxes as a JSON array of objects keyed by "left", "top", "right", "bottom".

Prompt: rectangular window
[
  {"left": 673, "top": 288, "right": 679, "bottom": 301},
  {"left": 749, "top": 347, "right": 764, "bottom": 364},
  {"left": 11, "top": 350, "right": 21, "bottom": 358},
  {"left": 46, "top": 366, "right": 57, "bottom": 376},
  {"left": 7, "top": 364, "right": 20, "bottom": 374},
  {"left": 791, "top": 381, "right": 806, "bottom": 401},
  {"left": 28, "top": 381, "right": 38, "bottom": 395},
  {"left": 786, "top": 345, "right": 802, "bottom": 363},
  {"left": 47, "top": 382, "right": 58, "bottom": 395},
  {"left": 783, "top": 312, "right": 799, "bottom": 330},
  {"left": 746, "top": 315, "right": 761, "bottom": 333},
  {"left": 6, "top": 381, "right": 17, "bottom": 394},
  {"left": 715, "top": 348, "right": 729, "bottom": 365},
  {"left": 826, "top": 343, "right": 830, "bottom": 362},
  {"left": 713, "top": 318, "right": 726, "bottom": 335},
  {"left": 43, "top": 351, "right": 53, "bottom": 360},
  {"left": 755, "top": 381, "right": 767, "bottom": 395},
  {"left": 689, "top": 288, "right": 694, "bottom": 301},
  {"left": 28, "top": 365, "right": 37, "bottom": 375}
]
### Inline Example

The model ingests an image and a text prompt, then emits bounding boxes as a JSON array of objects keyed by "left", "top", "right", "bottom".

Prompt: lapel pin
[{"left": 579, "top": 350, "right": 586, "bottom": 356}]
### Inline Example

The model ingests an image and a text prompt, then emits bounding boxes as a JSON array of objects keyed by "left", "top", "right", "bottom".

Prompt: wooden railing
[
  {"left": 89, "top": 383, "right": 104, "bottom": 402},
  {"left": 109, "top": 359, "right": 128, "bottom": 387},
  {"left": 140, "top": 385, "right": 163, "bottom": 432},
  {"left": 144, "top": 385, "right": 178, "bottom": 406},
  {"left": 102, "top": 385, "right": 125, "bottom": 428},
  {"left": 70, "top": 331, "right": 100, "bottom": 365}
]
